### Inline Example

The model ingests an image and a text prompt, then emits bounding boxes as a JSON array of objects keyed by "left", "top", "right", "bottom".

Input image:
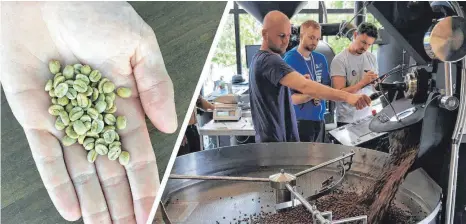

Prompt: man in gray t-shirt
[{"left": 330, "top": 22, "right": 379, "bottom": 126}]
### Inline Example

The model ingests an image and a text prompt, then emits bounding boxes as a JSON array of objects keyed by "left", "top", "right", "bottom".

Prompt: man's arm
[
  {"left": 281, "top": 71, "right": 350, "bottom": 102},
  {"left": 291, "top": 93, "right": 313, "bottom": 105},
  {"left": 280, "top": 72, "right": 371, "bottom": 109},
  {"left": 332, "top": 76, "right": 367, "bottom": 93}
]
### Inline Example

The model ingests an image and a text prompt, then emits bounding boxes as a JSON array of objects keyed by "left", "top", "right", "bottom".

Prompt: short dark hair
[{"left": 357, "top": 22, "right": 378, "bottom": 39}]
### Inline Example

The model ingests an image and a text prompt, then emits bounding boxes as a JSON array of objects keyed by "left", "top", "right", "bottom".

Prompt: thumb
[{"left": 132, "top": 24, "right": 178, "bottom": 134}]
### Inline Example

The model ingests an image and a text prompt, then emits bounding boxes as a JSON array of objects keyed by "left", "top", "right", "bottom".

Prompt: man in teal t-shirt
[{"left": 284, "top": 20, "right": 331, "bottom": 142}]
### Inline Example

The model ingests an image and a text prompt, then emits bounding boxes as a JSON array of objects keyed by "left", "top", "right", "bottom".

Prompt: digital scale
[
  {"left": 213, "top": 103, "right": 242, "bottom": 121},
  {"left": 212, "top": 94, "right": 242, "bottom": 121}
]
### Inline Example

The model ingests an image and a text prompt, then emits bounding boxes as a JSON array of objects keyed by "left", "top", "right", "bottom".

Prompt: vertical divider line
[{"left": 146, "top": 2, "right": 234, "bottom": 223}]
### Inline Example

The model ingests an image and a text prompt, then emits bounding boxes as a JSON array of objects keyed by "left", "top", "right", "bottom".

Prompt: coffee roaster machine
[{"left": 159, "top": 2, "right": 466, "bottom": 223}]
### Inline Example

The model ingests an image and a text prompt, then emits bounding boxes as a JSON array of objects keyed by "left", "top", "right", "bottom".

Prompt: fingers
[
  {"left": 355, "top": 95, "right": 372, "bottom": 110},
  {"left": 24, "top": 129, "right": 81, "bottom": 221},
  {"left": 63, "top": 143, "right": 112, "bottom": 224},
  {"left": 95, "top": 155, "right": 137, "bottom": 224},
  {"left": 114, "top": 98, "right": 159, "bottom": 224},
  {"left": 132, "top": 24, "right": 177, "bottom": 134}
]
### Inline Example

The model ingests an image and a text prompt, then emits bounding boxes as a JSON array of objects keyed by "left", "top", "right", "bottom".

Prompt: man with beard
[
  {"left": 330, "top": 22, "right": 379, "bottom": 127},
  {"left": 283, "top": 20, "right": 331, "bottom": 143},
  {"left": 249, "top": 11, "right": 372, "bottom": 143}
]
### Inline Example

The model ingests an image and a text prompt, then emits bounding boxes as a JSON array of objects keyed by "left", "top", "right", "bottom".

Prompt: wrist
[{"left": 341, "top": 91, "right": 353, "bottom": 103}]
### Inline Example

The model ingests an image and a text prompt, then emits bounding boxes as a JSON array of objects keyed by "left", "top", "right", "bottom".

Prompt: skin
[
  {"left": 2, "top": 2, "right": 177, "bottom": 224},
  {"left": 332, "top": 31, "right": 379, "bottom": 93},
  {"left": 260, "top": 11, "right": 371, "bottom": 110},
  {"left": 291, "top": 25, "right": 322, "bottom": 105}
]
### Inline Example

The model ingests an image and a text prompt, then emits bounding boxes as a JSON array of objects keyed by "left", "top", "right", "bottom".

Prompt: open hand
[{"left": 2, "top": 2, "right": 177, "bottom": 223}]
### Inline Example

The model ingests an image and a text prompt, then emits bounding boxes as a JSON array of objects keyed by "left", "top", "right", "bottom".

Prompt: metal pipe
[
  {"left": 332, "top": 215, "right": 368, "bottom": 224},
  {"left": 445, "top": 2, "right": 466, "bottom": 223},
  {"left": 445, "top": 62, "right": 453, "bottom": 97},
  {"left": 169, "top": 174, "right": 270, "bottom": 182},
  {"left": 320, "top": 1, "right": 328, "bottom": 43},
  {"left": 354, "top": 1, "right": 366, "bottom": 26},
  {"left": 294, "top": 152, "right": 355, "bottom": 177},
  {"left": 285, "top": 184, "right": 330, "bottom": 224}
]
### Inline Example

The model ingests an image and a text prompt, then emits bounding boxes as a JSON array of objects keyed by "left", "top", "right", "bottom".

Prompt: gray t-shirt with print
[{"left": 330, "top": 48, "right": 378, "bottom": 123}]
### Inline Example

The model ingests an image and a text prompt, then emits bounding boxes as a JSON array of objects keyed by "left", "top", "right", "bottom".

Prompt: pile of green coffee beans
[{"left": 46, "top": 60, "right": 131, "bottom": 166}]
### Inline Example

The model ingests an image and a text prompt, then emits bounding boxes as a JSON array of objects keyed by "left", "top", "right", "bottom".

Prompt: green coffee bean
[
  {"left": 73, "top": 120, "right": 87, "bottom": 135},
  {"left": 78, "top": 135, "right": 86, "bottom": 145},
  {"left": 102, "top": 125, "right": 115, "bottom": 133},
  {"left": 65, "top": 80, "right": 74, "bottom": 87},
  {"left": 109, "top": 141, "right": 121, "bottom": 149},
  {"left": 95, "top": 101, "right": 107, "bottom": 113},
  {"left": 87, "top": 150, "right": 98, "bottom": 163},
  {"left": 86, "top": 132, "right": 99, "bottom": 138},
  {"left": 63, "top": 65, "right": 74, "bottom": 79},
  {"left": 119, "top": 151, "right": 130, "bottom": 166},
  {"left": 66, "top": 126, "right": 79, "bottom": 139},
  {"left": 51, "top": 97, "right": 58, "bottom": 105},
  {"left": 87, "top": 108, "right": 99, "bottom": 120},
  {"left": 115, "top": 132, "right": 120, "bottom": 141},
  {"left": 45, "top": 80, "right": 53, "bottom": 91},
  {"left": 85, "top": 121, "right": 92, "bottom": 131},
  {"left": 104, "top": 114, "right": 116, "bottom": 125},
  {"left": 98, "top": 78, "right": 109, "bottom": 93},
  {"left": 53, "top": 75, "right": 65, "bottom": 89},
  {"left": 97, "top": 93, "right": 105, "bottom": 102},
  {"left": 91, "top": 119, "right": 105, "bottom": 134},
  {"left": 73, "top": 64, "right": 83, "bottom": 74},
  {"left": 95, "top": 138, "right": 106, "bottom": 145},
  {"left": 89, "top": 70, "right": 102, "bottom": 82},
  {"left": 84, "top": 142, "right": 95, "bottom": 151},
  {"left": 55, "top": 117, "right": 66, "bottom": 130},
  {"left": 95, "top": 144, "right": 108, "bottom": 155},
  {"left": 85, "top": 86, "right": 93, "bottom": 96},
  {"left": 69, "top": 107, "right": 84, "bottom": 121},
  {"left": 49, "top": 89, "right": 56, "bottom": 97},
  {"left": 105, "top": 105, "right": 117, "bottom": 114},
  {"left": 54, "top": 73, "right": 63, "bottom": 80},
  {"left": 103, "top": 81, "right": 115, "bottom": 93},
  {"left": 106, "top": 92, "right": 116, "bottom": 101},
  {"left": 65, "top": 103, "right": 74, "bottom": 113},
  {"left": 48, "top": 105, "right": 64, "bottom": 116},
  {"left": 73, "top": 79, "right": 88, "bottom": 93},
  {"left": 62, "top": 135, "right": 77, "bottom": 147},
  {"left": 105, "top": 96, "right": 114, "bottom": 110},
  {"left": 49, "top": 60, "right": 61, "bottom": 74},
  {"left": 116, "top": 87, "right": 132, "bottom": 98},
  {"left": 116, "top": 116, "right": 126, "bottom": 130},
  {"left": 83, "top": 138, "right": 95, "bottom": 150},
  {"left": 80, "top": 115, "right": 91, "bottom": 123},
  {"left": 92, "top": 88, "right": 99, "bottom": 101},
  {"left": 77, "top": 93, "right": 89, "bottom": 108},
  {"left": 66, "top": 88, "right": 78, "bottom": 100},
  {"left": 81, "top": 65, "right": 92, "bottom": 75},
  {"left": 57, "top": 96, "right": 69, "bottom": 106},
  {"left": 76, "top": 74, "right": 90, "bottom": 85},
  {"left": 54, "top": 83, "right": 68, "bottom": 98},
  {"left": 59, "top": 110, "right": 70, "bottom": 126},
  {"left": 103, "top": 130, "right": 116, "bottom": 144},
  {"left": 71, "top": 99, "right": 77, "bottom": 106},
  {"left": 108, "top": 146, "right": 121, "bottom": 161},
  {"left": 98, "top": 114, "right": 104, "bottom": 121},
  {"left": 85, "top": 100, "right": 92, "bottom": 110}
]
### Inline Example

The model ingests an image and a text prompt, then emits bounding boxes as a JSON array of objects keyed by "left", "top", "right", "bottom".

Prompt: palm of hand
[{"left": 2, "top": 2, "right": 177, "bottom": 223}]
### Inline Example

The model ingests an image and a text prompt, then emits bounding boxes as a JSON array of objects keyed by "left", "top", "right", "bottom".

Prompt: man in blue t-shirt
[
  {"left": 248, "top": 11, "right": 371, "bottom": 143},
  {"left": 283, "top": 20, "right": 331, "bottom": 143}
]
